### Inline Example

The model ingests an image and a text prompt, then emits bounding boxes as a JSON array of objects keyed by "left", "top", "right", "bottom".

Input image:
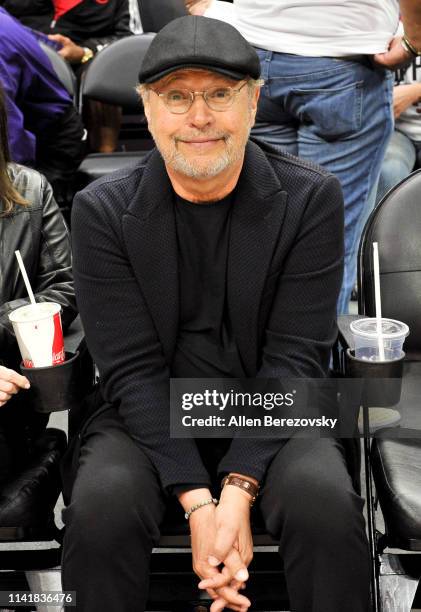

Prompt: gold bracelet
[{"left": 402, "top": 34, "right": 421, "bottom": 57}]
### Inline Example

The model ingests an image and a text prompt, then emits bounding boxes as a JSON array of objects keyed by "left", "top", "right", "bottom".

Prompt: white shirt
[{"left": 204, "top": 0, "right": 399, "bottom": 57}]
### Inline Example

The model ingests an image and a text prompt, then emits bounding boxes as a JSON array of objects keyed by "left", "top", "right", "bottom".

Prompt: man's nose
[{"left": 186, "top": 94, "right": 214, "bottom": 127}]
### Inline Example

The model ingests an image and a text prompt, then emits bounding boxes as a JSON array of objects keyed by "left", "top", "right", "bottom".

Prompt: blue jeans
[
  {"left": 376, "top": 129, "right": 421, "bottom": 205},
  {"left": 251, "top": 51, "right": 394, "bottom": 313}
]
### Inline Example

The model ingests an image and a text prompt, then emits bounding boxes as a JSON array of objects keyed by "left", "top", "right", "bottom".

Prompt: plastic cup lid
[{"left": 350, "top": 317, "right": 409, "bottom": 339}]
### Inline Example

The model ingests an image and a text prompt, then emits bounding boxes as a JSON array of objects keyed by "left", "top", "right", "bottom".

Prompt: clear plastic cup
[
  {"left": 8, "top": 302, "right": 65, "bottom": 368},
  {"left": 350, "top": 318, "right": 409, "bottom": 362}
]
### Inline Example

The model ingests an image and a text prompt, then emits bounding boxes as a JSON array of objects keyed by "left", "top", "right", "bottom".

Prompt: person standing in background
[
  {"left": 2, "top": 0, "right": 133, "bottom": 153},
  {"left": 376, "top": 56, "right": 421, "bottom": 204},
  {"left": 0, "top": 0, "right": 51, "bottom": 29},
  {"left": 1, "top": 0, "right": 132, "bottom": 63},
  {"left": 46, "top": 0, "right": 132, "bottom": 153},
  {"left": 185, "top": 0, "right": 419, "bottom": 313},
  {"left": 375, "top": 0, "right": 421, "bottom": 68},
  {"left": 0, "top": 7, "right": 85, "bottom": 205},
  {"left": 46, "top": 0, "right": 132, "bottom": 69}
]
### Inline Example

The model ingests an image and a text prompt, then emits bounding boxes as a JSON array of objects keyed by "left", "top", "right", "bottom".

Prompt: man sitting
[{"left": 64, "top": 15, "right": 370, "bottom": 612}]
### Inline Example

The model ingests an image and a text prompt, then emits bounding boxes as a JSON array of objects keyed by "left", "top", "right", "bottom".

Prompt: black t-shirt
[
  {"left": 171, "top": 191, "right": 246, "bottom": 496},
  {"left": 171, "top": 192, "right": 245, "bottom": 379}
]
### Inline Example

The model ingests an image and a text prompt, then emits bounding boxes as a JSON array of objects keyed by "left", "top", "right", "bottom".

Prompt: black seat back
[
  {"left": 80, "top": 34, "right": 155, "bottom": 111},
  {"left": 39, "top": 41, "right": 77, "bottom": 100},
  {"left": 138, "top": 0, "right": 187, "bottom": 33},
  {"left": 358, "top": 169, "right": 421, "bottom": 359}
]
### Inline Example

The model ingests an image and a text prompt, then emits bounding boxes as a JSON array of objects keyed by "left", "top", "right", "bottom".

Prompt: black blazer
[{"left": 71, "top": 140, "right": 344, "bottom": 490}]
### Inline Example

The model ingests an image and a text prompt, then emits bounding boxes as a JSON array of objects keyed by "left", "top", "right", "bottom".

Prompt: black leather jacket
[{"left": 0, "top": 164, "right": 77, "bottom": 366}]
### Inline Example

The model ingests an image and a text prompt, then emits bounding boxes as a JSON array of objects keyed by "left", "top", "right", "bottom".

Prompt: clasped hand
[
  {"left": 188, "top": 486, "right": 253, "bottom": 612},
  {"left": 373, "top": 35, "right": 414, "bottom": 70}
]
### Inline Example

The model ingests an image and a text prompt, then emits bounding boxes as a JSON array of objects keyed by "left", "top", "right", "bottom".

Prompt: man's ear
[
  {"left": 143, "top": 97, "right": 151, "bottom": 124},
  {"left": 249, "top": 86, "right": 260, "bottom": 126},
  {"left": 252, "top": 86, "right": 260, "bottom": 110},
  {"left": 137, "top": 85, "right": 151, "bottom": 123}
]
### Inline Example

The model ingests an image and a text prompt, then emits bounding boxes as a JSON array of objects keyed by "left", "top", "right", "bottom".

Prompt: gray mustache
[{"left": 174, "top": 133, "right": 229, "bottom": 142}]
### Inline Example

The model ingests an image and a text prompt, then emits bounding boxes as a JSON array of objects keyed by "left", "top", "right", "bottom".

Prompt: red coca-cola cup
[{"left": 8, "top": 302, "right": 65, "bottom": 368}]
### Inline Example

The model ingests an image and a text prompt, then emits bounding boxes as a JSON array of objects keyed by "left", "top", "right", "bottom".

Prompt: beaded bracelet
[{"left": 184, "top": 497, "right": 218, "bottom": 520}]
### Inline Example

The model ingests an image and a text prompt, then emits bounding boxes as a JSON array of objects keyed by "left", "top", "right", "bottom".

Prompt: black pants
[
  {"left": 61, "top": 407, "right": 370, "bottom": 612},
  {"left": 0, "top": 396, "right": 49, "bottom": 485}
]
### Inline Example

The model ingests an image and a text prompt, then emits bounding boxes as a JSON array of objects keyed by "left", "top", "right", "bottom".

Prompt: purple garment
[{"left": 0, "top": 7, "right": 72, "bottom": 165}]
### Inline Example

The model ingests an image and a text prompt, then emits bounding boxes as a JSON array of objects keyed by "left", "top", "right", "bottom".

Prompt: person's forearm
[
  {"left": 178, "top": 487, "right": 213, "bottom": 512},
  {"left": 405, "top": 82, "right": 421, "bottom": 102},
  {"left": 400, "top": 0, "right": 421, "bottom": 51}
]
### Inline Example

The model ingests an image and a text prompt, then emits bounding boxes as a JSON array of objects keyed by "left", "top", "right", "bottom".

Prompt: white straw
[
  {"left": 15, "top": 250, "right": 36, "bottom": 305},
  {"left": 372, "top": 242, "right": 385, "bottom": 360}
]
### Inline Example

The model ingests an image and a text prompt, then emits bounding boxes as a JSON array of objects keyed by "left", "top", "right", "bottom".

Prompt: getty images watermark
[
  {"left": 170, "top": 377, "right": 421, "bottom": 439},
  {"left": 180, "top": 388, "right": 337, "bottom": 430},
  {"left": 170, "top": 378, "right": 359, "bottom": 439}
]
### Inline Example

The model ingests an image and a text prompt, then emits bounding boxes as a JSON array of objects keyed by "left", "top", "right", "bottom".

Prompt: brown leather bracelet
[{"left": 221, "top": 475, "right": 259, "bottom": 506}]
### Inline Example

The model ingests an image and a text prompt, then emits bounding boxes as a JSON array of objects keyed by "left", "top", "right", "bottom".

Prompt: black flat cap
[{"left": 138, "top": 15, "right": 260, "bottom": 83}]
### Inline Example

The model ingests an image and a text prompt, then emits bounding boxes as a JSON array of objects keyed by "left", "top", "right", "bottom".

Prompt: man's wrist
[
  {"left": 80, "top": 46, "right": 94, "bottom": 64},
  {"left": 220, "top": 481, "right": 253, "bottom": 508},
  {"left": 221, "top": 473, "right": 260, "bottom": 506},
  {"left": 402, "top": 34, "right": 421, "bottom": 57},
  {"left": 184, "top": 497, "right": 218, "bottom": 520},
  {"left": 178, "top": 487, "right": 213, "bottom": 512},
  {"left": 228, "top": 472, "right": 259, "bottom": 486}
]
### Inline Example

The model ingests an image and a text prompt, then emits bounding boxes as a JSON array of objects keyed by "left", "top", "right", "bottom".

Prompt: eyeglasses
[{"left": 150, "top": 81, "right": 248, "bottom": 114}]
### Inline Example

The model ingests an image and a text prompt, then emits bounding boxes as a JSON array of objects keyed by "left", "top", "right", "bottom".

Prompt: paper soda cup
[{"left": 8, "top": 303, "right": 65, "bottom": 368}]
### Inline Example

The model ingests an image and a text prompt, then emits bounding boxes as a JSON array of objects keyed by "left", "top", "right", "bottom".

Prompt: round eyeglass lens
[
  {"left": 165, "top": 89, "right": 191, "bottom": 112},
  {"left": 206, "top": 87, "right": 234, "bottom": 109}
]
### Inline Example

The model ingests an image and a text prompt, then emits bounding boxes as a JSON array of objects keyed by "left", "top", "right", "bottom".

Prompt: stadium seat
[
  {"left": 0, "top": 317, "right": 95, "bottom": 606},
  {"left": 338, "top": 169, "right": 421, "bottom": 611},
  {"left": 39, "top": 41, "right": 77, "bottom": 102},
  {"left": 76, "top": 34, "right": 155, "bottom": 189},
  {"left": 138, "top": 0, "right": 187, "bottom": 33}
]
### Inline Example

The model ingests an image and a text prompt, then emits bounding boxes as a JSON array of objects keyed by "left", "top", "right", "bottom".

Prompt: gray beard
[
  {"left": 154, "top": 128, "right": 251, "bottom": 179},
  {"left": 167, "top": 148, "right": 233, "bottom": 178}
]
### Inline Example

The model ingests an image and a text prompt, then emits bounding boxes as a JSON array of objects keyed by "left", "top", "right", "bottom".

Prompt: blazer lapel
[
  {"left": 122, "top": 150, "right": 179, "bottom": 363},
  {"left": 121, "top": 142, "right": 287, "bottom": 372},
  {"left": 228, "top": 141, "right": 288, "bottom": 375}
]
